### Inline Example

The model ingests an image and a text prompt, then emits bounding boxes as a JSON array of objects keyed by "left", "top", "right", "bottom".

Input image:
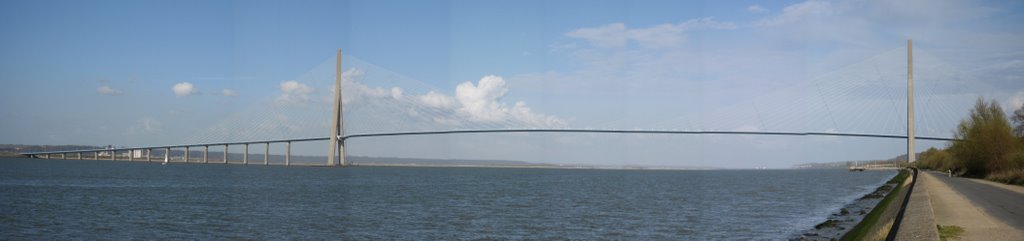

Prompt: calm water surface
[{"left": 0, "top": 158, "right": 894, "bottom": 239}]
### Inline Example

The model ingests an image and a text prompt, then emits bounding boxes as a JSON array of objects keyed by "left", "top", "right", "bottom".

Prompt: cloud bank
[
  {"left": 565, "top": 17, "right": 736, "bottom": 48},
  {"left": 336, "top": 69, "right": 565, "bottom": 129},
  {"left": 755, "top": 1, "right": 833, "bottom": 27},
  {"left": 276, "top": 80, "right": 315, "bottom": 104}
]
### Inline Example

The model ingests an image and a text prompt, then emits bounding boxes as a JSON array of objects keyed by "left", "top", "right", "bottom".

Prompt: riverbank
[{"left": 793, "top": 169, "right": 908, "bottom": 241}]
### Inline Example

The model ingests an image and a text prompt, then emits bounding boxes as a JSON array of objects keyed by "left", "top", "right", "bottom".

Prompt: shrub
[
  {"left": 949, "top": 98, "right": 1019, "bottom": 177},
  {"left": 986, "top": 169, "right": 1024, "bottom": 186},
  {"left": 915, "top": 147, "right": 961, "bottom": 173}
]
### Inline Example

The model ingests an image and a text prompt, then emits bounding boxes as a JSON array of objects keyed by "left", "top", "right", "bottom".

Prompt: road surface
[{"left": 920, "top": 171, "right": 1024, "bottom": 240}]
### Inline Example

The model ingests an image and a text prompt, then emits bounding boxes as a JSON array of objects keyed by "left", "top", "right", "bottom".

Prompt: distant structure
[
  {"left": 97, "top": 145, "right": 113, "bottom": 157},
  {"left": 131, "top": 149, "right": 145, "bottom": 158}
]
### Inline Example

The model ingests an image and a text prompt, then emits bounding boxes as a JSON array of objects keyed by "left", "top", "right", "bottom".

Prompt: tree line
[{"left": 913, "top": 98, "right": 1024, "bottom": 185}]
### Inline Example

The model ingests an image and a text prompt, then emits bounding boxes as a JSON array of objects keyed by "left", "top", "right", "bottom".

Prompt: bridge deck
[{"left": 19, "top": 129, "right": 956, "bottom": 156}]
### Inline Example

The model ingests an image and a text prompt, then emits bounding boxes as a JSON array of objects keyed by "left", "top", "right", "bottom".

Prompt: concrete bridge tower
[
  {"left": 908, "top": 40, "right": 915, "bottom": 163},
  {"left": 328, "top": 49, "right": 347, "bottom": 167}
]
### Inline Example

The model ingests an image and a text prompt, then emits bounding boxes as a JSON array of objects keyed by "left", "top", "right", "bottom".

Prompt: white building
[{"left": 131, "top": 149, "right": 145, "bottom": 158}]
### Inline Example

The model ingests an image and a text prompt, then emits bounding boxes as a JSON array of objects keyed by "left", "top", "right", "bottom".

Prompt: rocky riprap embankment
[{"left": 792, "top": 183, "right": 896, "bottom": 241}]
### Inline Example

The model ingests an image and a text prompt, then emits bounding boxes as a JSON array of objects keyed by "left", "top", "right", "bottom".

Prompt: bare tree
[{"left": 1014, "top": 104, "right": 1024, "bottom": 137}]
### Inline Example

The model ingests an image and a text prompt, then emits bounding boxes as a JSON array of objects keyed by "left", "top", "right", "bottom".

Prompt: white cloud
[
  {"left": 390, "top": 87, "right": 403, "bottom": 99},
  {"left": 221, "top": 89, "right": 237, "bottom": 97},
  {"left": 566, "top": 23, "right": 628, "bottom": 48},
  {"left": 276, "top": 80, "right": 315, "bottom": 104},
  {"left": 172, "top": 82, "right": 199, "bottom": 97},
  {"left": 419, "top": 91, "right": 456, "bottom": 109},
  {"left": 335, "top": 68, "right": 407, "bottom": 105},
  {"left": 756, "top": 1, "right": 833, "bottom": 27},
  {"left": 1008, "top": 91, "right": 1024, "bottom": 112},
  {"left": 456, "top": 75, "right": 511, "bottom": 122},
  {"left": 96, "top": 86, "right": 122, "bottom": 96},
  {"left": 334, "top": 68, "right": 565, "bottom": 128},
  {"left": 747, "top": 5, "right": 769, "bottom": 13},
  {"left": 447, "top": 75, "right": 565, "bottom": 127},
  {"left": 566, "top": 17, "right": 736, "bottom": 49}
]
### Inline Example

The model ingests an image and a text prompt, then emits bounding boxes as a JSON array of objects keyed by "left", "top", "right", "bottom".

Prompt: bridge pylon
[
  {"left": 328, "top": 49, "right": 347, "bottom": 167},
  {"left": 907, "top": 40, "right": 915, "bottom": 164}
]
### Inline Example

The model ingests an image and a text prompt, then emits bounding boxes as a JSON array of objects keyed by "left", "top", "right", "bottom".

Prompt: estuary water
[{"left": 0, "top": 158, "right": 894, "bottom": 239}]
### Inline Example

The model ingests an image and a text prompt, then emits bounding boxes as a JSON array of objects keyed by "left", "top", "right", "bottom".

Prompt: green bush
[
  {"left": 914, "top": 147, "right": 960, "bottom": 173},
  {"left": 948, "top": 98, "right": 1019, "bottom": 177},
  {"left": 913, "top": 98, "right": 1024, "bottom": 185}
]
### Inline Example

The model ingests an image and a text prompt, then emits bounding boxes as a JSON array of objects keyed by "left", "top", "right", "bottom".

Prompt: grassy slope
[{"left": 840, "top": 169, "right": 910, "bottom": 241}]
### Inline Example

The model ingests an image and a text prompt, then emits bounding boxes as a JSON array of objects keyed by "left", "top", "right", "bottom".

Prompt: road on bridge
[{"left": 920, "top": 171, "right": 1024, "bottom": 240}]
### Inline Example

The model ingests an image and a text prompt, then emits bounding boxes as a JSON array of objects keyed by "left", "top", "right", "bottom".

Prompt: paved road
[{"left": 920, "top": 171, "right": 1024, "bottom": 240}]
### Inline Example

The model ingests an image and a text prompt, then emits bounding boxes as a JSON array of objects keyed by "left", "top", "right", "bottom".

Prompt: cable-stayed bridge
[{"left": 22, "top": 41, "right": 971, "bottom": 166}]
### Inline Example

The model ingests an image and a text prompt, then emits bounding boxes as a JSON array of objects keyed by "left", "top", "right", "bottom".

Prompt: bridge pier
[
  {"left": 184, "top": 146, "right": 190, "bottom": 163},
  {"left": 110, "top": 150, "right": 115, "bottom": 161},
  {"left": 77, "top": 152, "right": 82, "bottom": 160},
  {"left": 164, "top": 147, "right": 170, "bottom": 162},
  {"left": 203, "top": 146, "right": 208, "bottom": 163},
  {"left": 243, "top": 143, "right": 248, "bottom": 165},
  {"left": 285, "top": 141, "right": 291, "bottom": 166},
  {"left": 223, "top": 145, "right": 228, "bottom": 164},
  {"left": 129, "top": 150, "right": 134, "bottom": 162},
  {"left": 264, "top": 142, "right": 269, "bottom": 165},
  {"left": 147, "top": 148, "right": 152, "bottom": 162}
]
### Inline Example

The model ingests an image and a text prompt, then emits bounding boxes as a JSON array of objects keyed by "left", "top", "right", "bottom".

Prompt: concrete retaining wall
[{"left": 844, "top": 169, "right": 915, "bottom": 241}]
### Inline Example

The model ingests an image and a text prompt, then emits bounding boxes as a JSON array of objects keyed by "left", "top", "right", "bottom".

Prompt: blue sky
[{"left": 2, "top": 0, "right": 1023, "bottom": 168}]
